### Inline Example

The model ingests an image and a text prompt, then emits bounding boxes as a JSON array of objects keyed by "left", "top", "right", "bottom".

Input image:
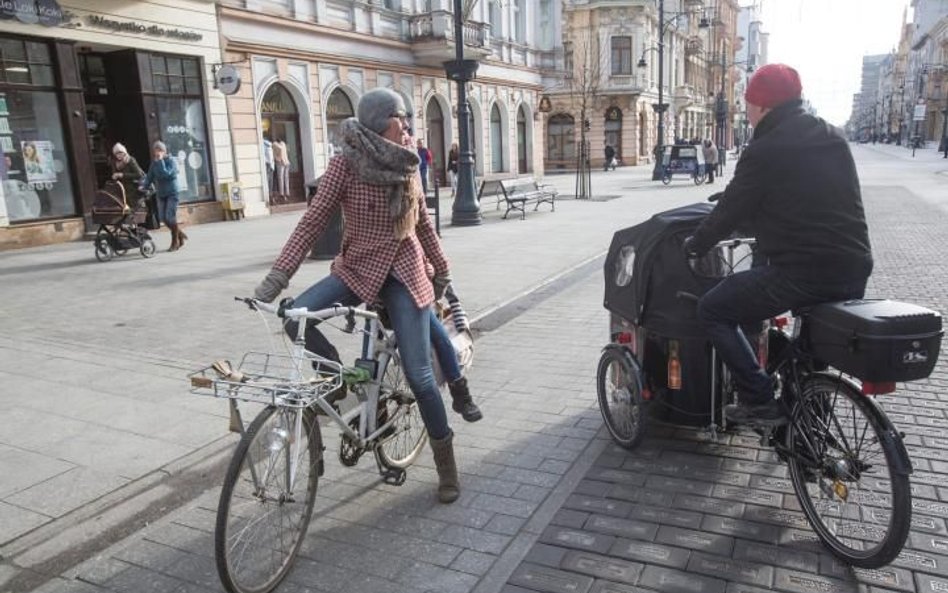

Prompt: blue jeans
[
  {"left": 431, "top": 315, "right": 462, "bottom": 383},
  {"left": 697, "top": 265, "right": 867, "bottom": 404},
  {"left": 293, "top": 274, "right": 451, "bottom": 439},
  {"left": 156, "top": 193, "right": 179, "bottom": 225}
]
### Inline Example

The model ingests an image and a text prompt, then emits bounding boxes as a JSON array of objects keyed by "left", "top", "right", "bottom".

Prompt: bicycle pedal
[{"left": 379, "top": 467, "right": 406, "bottom": 486}]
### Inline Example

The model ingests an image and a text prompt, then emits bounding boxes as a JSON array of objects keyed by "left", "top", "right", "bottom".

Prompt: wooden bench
[{"left": 477, "top": 176, "right": 557, "bottom": 220}]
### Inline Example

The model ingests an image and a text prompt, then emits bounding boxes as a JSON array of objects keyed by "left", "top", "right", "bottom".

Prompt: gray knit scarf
[{"left": 340, "top": 118, "right": 421, "bottom": 239}]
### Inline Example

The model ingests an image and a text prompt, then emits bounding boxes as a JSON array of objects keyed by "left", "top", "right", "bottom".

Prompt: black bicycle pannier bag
[{"left": 805, "top": 299, "right": 942, "bottom": 382}]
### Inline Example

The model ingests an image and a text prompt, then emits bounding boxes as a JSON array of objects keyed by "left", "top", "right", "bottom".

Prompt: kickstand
[{"left": 374, "top": 454, "right": 407, "bottom": 486}]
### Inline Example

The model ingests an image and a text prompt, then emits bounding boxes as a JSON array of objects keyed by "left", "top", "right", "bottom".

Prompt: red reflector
[
  {"left": 616, "top": 332, "right": 633, "bottom": 344},
  {"left": 773, "top": 316, "right": 790, "bottom": 328},
  {"left": 642, "top": 387, "right": 652, "bottom": 401},
  {"left": 862, "top": 381, "right": 896, "bottom": 395}
]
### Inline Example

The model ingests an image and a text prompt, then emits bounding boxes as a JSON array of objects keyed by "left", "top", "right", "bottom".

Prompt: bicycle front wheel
[
  {"left": 215, "top": 406, "right": 322, "bottom": 593},
  {"left": 375, "top": 351, "right": 427, "bottom": 469},
  {"left": 787, "top": 374, "right": 911, "bottom": 568}
]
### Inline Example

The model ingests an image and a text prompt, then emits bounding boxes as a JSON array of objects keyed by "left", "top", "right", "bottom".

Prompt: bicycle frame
[{"left": 230, "top": 299, "right": 408, "bottom": 492}]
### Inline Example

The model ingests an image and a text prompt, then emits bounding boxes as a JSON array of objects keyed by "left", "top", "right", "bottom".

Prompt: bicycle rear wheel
[
  {"left": 787, "top": 374, "right": 911, "bottom": 568},
  {"left": 596, "top": 346, "right": 646, "bottom": 449},
  {"left": 215, "top": 406, "right": 322, "bottom": 593},
  {"left": 375, "top": 351, "right": 427, "bottom": 469}
]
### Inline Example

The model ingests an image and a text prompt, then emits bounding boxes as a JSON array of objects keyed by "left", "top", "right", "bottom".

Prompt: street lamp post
[
  {"left": 445, "top": 0, "right": 482, "bottom": 226},
  {"left": 651, "top": 0, "right": 667, "bottom": 181}
]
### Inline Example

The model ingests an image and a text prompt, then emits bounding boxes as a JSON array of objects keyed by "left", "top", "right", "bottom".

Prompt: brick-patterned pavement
[
  {"left": 7, "top": 158, "right": 948, "bottom": 593},
  {"left": 500, "top": 185, "right": 948, "bottom": 593}
]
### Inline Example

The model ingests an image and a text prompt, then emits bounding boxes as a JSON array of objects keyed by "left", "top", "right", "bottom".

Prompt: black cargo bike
[{"left": 597, "top": 203, "right": 942, "bottom": 568}]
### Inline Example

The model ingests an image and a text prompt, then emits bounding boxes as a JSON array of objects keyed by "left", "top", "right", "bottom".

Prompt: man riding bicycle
[{"left": 683, "top": 64, "right": 873, "bottom": 426}]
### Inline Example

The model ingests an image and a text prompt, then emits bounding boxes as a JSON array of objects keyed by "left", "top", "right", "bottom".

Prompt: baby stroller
[{"left": 91, "top": 180, "right": 156, "bottom": 262}]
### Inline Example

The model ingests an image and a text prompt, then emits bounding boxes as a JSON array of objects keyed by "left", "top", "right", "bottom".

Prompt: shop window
[
  {"left": 547, "top": 113, "right": 575, "bottom": 162},
  {"left": 0, "top": 38, "right": 54, "bottom": 86},
  {"left": 144, "top": 53, "right": 211, "bottom": 203},
  {"left": 0, "top": 88, "right": 77, "bottom": 221}
]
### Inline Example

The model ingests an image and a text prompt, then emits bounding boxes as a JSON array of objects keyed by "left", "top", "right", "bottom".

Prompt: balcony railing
[{"left": 409, "top": 10, "right": 487, "bottom": 47}]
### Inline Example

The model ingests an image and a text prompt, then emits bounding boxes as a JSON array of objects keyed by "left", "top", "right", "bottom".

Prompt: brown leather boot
[
  {"left": 167, "top": 224, "right": 180, "bottom": 251},
  {"left": 177, "top": 228, "right": 188, "bottom": 248},
  {"left": 429, "top": 432, "right": 459, "bottom": 503}
]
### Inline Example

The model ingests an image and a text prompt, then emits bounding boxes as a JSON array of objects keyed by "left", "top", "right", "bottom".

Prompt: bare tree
[{"left": 566, "top": 32, "right": 605, "bottom": 200}]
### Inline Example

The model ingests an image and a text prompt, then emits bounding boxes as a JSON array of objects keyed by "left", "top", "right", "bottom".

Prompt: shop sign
[
  {"left": 0, "top": 0, "right": 65, "bottom": 26},
  {"left": 214, "top": 65, "right": 241, "bottom": 96},
  {"left": 85, "top": 15, "right": 203, "bottom": 42},
  {"left": 913, "top": 102, "right": 926, "bottom": 122}
]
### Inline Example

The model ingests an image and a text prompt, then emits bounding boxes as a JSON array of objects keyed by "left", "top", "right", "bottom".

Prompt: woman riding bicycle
[
  {"left": 683, "top": 64, "right": 873, "bottom": 426},
  {"left": 254, "top": 88, "right": 462, "bottom": 503}
]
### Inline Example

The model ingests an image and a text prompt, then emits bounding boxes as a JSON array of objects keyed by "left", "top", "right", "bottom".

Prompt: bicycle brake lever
[{"left": 236, "top": 296, "right": 257, "bottom": 310}]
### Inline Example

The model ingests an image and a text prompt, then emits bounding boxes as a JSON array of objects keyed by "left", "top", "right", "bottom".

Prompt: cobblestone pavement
[
  {"left": 4, "top": 147, "right": 948, "bottom": 593},
  {"left": 499, "top": 184, "right": 948, "bottom": 593}
]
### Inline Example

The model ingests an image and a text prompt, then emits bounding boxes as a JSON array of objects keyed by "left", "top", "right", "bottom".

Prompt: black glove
[
  {"left": 254, "top": 268, "right": 290, "bottom": 303},
  {"left": 682, "top": 236, "right": 702, "bottom": 259}
]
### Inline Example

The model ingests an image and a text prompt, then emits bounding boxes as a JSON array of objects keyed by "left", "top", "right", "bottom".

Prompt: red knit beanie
[{"left": 745, "top": 64, "right": 802, "bottom": 108}]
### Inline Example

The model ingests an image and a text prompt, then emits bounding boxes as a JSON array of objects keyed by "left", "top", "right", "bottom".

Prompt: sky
[{"left": 756, "top": 0, "right": 910, "bottom": 126}]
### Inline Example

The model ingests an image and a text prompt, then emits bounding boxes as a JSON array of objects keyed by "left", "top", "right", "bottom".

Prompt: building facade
[
  {"left": 0, "top": 0, "right": 233, "bottom": 250},
  {"left": 539, "top": 0, "right": 740, "bottom": 172},
  {"left": 218, "top": 0, "right": 551, "bottom": 216},
  {"left": 851, "top": 1, "right": 947, "bottom": 146}
]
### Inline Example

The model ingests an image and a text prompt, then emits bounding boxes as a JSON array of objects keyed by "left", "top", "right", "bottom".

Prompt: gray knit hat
[
  {"left": 152, "top": 140, "right": 167, "bottom": 152},
  {"left": 357, "top": 88, "right": 406, "bottom": 135}
]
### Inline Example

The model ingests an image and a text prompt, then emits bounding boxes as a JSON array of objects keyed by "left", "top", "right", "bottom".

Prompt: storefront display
[{"left": 0, "top": 63, "right": 77, "bottom": 222}]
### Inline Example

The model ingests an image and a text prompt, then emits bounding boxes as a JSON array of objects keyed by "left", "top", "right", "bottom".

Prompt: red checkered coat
[{"left": 273, "top": 155, "right": 449, "bottom": 308}]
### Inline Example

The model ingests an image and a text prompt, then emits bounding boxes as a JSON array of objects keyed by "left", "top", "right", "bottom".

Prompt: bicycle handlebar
[{"left": 235, "top": 297, "right": 380, "bottom": 322}]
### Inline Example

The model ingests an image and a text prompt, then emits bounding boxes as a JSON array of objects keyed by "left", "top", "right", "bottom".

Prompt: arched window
[
  {"left": 262, "top": 83, "right": 304, "bottom": 202},
  {"left": 326, "top": 88, "right": 354, "bottom": 156},
  {"left": 547, "top": 113, "right": 575, "bottom": 163},
  {"left": 490, "top": 103, "right": 505, "bottom": 172}
]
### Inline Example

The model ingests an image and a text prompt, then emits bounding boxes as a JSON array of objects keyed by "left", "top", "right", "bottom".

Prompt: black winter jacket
[{"left": 689, "top": 100, "right": 872, "bottom": 283}]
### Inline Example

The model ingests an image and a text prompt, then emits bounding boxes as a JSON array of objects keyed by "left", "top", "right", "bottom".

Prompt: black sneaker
[{"left": 725, "top": 399, "right": 788, "bottom": 427}]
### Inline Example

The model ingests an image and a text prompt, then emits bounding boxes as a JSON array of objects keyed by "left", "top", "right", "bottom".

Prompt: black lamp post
[
  {"left": 445, "top": 0, "right": 482, "bottom": 226},
  {"left": 638, "top": 0, "right": 709, "bottom": 181}
]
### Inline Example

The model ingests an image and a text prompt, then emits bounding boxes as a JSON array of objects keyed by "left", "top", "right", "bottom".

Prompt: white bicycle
[{"left": 190, "top": 297, "right": 427, "bottom": 593}]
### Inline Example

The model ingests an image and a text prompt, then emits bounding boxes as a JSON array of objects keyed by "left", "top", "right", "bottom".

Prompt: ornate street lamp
[{"left": 445, "top": 0, "right": 482, "bottom": 226}]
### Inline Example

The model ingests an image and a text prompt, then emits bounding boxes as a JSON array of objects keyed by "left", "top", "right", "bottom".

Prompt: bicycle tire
[
  {"left": 693, "top": 172, "right": 706, "bottom": 185},
  {"left": 375, "top": 350, "right": 427, "bottom": 469},
  {"left": 215, "top": 405, "right": 322, "bottom": 593},
  {"left": 786, "top": 374, "right": 911, "bottom": 568},
  {"left": 596, "top": 346, "right": 646, "bottom": 450}
]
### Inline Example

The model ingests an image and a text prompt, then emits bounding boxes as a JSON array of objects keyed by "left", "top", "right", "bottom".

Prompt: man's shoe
[{"left": 725, "top": 399, "right": 788, "bottom": 427}]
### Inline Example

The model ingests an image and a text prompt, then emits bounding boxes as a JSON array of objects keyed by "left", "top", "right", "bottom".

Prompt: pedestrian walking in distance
[
  {"left": 703, "top": 139, "right": 718, "bottom": 183},
  {"left": 140, "top": 141, "right": 187, "bottom": 251}
]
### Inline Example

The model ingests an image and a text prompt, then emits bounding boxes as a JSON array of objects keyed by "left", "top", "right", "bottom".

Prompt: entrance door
[
  {"left": 604, "top": 106, "right": 622, "bottom": 163},
  {"left": 261, "top": 83, "right": 304, "bottom": 203},
  {"left": 490, "top": 104, "right": 504, "bottom": 173},
  {"left": 517, "top": 105, "right": 528, "bottom": 173},
  {"left": 426, "top": 98, "right": 446, "bottom": 185}
]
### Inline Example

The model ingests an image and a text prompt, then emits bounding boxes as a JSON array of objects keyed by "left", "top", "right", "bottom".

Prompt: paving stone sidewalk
[
  {"left": 17, "top": 255, "right": 614, "bottom": 593},
  {"left": 500, "top": 185, "right": 948, "bottom": 593}
]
